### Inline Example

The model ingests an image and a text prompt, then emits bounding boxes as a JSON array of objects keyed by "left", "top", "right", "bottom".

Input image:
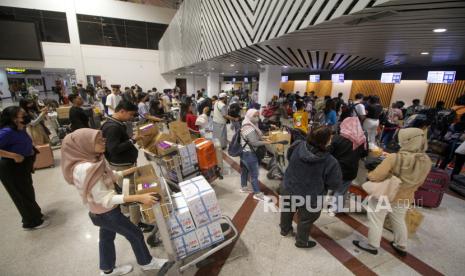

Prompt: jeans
[
  {"left": 89, "top": 207, "right": 152, "bottom": 271},
  {"left": 332, "top": 180, "right": 352, "bottom": 213},
  {"left": 363, "top": 118, "right": 379, "bottom": 147},
  {"left": 381, "top": 128, "right": 396, "bottom": 147},
  {"left": 240, "top": 151, "right": 260, "bottom": 193},
  {"left": 279, "top": 188, "right": 322, "bottom": 244}
]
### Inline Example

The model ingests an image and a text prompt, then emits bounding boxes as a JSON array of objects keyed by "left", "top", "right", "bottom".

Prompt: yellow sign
[{"left": 6, "top": 68, "right": 26, "bottom": 73}]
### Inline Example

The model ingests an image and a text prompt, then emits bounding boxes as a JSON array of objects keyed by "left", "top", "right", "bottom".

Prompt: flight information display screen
[
  {"left": 427, "top": 71, "right": 456, "bottom": 84},
  {"left": 309, "top": 74, "right": 320, "bottom": 83},
  {"left": 381, "top": 72, "right": 402, "bottom": 83},
  {"left": 331, "top": 73, "right": 344, "bottom": 83}
]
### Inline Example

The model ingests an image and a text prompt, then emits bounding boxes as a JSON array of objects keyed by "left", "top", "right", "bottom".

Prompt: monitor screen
[
  {"left": 0, "top": 20, "right": 43, "bottom": 61},
  {"left": 332, "top": 73, "right": 344, "bottom": 83},
  {"left": 232, "top": 78, "right": 236, "bottom": 82},
  {"left": 427, "top": 71, "right": 456, "bottom": 84},
  {"left": 309, "top": 74, "right": 320, "bottom": 83},
  {"left": 281, "top": 76, "right": 289, "bottom": 82},
  {"left": 244, "top": 77, "right": 249, "bottom": 83},
  {"left": 381, "top": 72, "right": 402, "bottom": 84}
]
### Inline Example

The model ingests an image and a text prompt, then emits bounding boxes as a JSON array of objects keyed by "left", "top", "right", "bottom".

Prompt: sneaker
[
  {"left": 141, "top": 257, "right": 169, "bottom": 271},
  {"left": 100, "top": 265, "right": 133, "bottom": 276},
  {"left": 240, "top": 187, "right": 253, "bottom": 193},
  {"left": 253, "top": 192, "right": 265, "bottom": 201},
  {"left": 353, "top": 240, "right": 378, "bottom": 255},
  {"left": 23, "top": 218, "right": 51, "bottom": 231}
]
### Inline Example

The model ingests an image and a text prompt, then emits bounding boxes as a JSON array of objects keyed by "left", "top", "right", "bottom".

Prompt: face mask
[
  {"left": 20, "top": 115, "right": 31, "bottom": 126},
  {"left": 251, "top": 117, "right": 259, "bottom": 123}
]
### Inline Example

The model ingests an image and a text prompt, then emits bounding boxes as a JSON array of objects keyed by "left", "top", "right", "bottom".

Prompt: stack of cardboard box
[
  {"left": 177, "top": 143, "right": 198, "bottom": 174},
  {"left": 168, "top": 176, "right": 224, "bottom": 259},
  {"left": 134, "top": 165, "right": 168, "bottom": 223}
]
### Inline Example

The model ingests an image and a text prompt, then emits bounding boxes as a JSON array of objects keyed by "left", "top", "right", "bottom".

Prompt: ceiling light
[
  {"left": 177, "top": 73, "right": 181, "bottom": 76},
  {"left": 421, "top": 52, "right": 429, "bottom": 55},
  {"left": 329, "top": 60, "right": 335, "bottom": 64},
  {"left": 256, "top": 58, "right": 262, "bottom": 62},
  {"left": 235, "top": 70, "right": 239, "bottom": 73},
  {"left": 211, "top": 68, "right": 215, "bottom": 70},
  {"left": 220, "top": 72, "right": 225, "bottom": 74},
  {"left": 190, "top": 72, "right": 193, "bottom": 74},
  {"left": 230, "top": 64, "right": 235, "bottom": 67},
  {"left": 433, "top": 28, "right": 447, "bottom": 33},
  {"left": 283, "top": 66, "right": 288, "bottom": 68}
]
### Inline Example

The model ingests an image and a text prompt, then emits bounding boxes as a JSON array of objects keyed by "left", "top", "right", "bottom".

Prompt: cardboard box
[
  {"left": 179, "top": 176, "right": 222, "bottom": 227},
  {"left": 156, "top": 141, "right": 177, "bottom": 156},
  {"left": 270, "top": 131, "right": 291, "bottom": 153},
  {"left": 195, "top": 220, "right": 225, "bottom": 250},
  {"left": 169, "top": 121, "right": 193, "bottom": 145},
  {"left": 168, "top": 193, "right": 196, "bottom": 238},
  {"left": 148, "top": 133, "right": 176, "bottom": 155},
  {"left": 134, "top": 165, "right": 168, "bottom": 222},
  {"left": 208, "top": 220, "right": 224, "bottom": 244},
  {"left": 57, "top": 106, "right": 71, "bottom": 119},
  {"left": 178, "top": 143, "right": 198, "bottom": 168},
  {"left": 137, "top": 123, "right": 159, "bottom": 148},
  {"left": 173, "top": 231, "right": 200, "bottom": 259}
]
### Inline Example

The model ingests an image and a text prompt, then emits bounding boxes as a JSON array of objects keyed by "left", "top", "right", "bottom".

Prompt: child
[{"left": 293, "top": 101, "right": 309, "bottom": 133}]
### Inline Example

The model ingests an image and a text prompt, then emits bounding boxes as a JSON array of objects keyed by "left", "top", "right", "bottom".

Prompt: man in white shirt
[
  {"left": 213, "top": 93, "right": 238, "bottom": 149},
  {"left": 352, "top": 93, "right": 366, "bottom": 121},
  {"left": 106, "top": 85, "right": 122, "bottom": 116},
  {"left": 161, "top": 91, "right": 171, "bottom": 113}
]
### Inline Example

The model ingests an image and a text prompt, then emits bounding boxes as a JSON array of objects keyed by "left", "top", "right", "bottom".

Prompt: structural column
[
  {"left": 258, "top": 65, "right": 281, "bottom": 107},
  {"left": 65, "top": 0, "right": 86, "bottom": 85},
  {"left": 207, "top": 72, "right": 220, "bottom": 98}
]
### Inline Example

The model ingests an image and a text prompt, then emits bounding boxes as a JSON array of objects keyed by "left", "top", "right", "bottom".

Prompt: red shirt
[{"left": 186, "top": 113, "right": 199, "bottom": 131}]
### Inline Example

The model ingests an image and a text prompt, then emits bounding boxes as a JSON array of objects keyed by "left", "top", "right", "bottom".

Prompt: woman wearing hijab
[
  {"left": 239, "top": 109, "right": 270, "bottom": 201},
  {"left": 353, "top": 128, "right": 432, "bottom": 256},
  {"left": 61, "top": 129, "right": 167, "bottom": 276},
  {"left": 329, "top": 117, "right": 368, "bottom": 214}
]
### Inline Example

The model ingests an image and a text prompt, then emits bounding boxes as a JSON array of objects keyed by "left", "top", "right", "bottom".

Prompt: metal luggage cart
[
  {"left": 143, "top": 149, "right": 200, "bottom": 191},
  {"left": 143, "top": 177, "right": 239, "bottom": 275}
]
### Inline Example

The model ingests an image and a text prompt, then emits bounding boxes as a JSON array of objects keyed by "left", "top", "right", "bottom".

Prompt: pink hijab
[
  {"left": 61, "top": 128, "right": 116, "bottom": 204},
  {"left": 340, "top": 117, "right": 367, "bottom": 150},
  {"left": 242, "top": 108, "right": 262, "bottom": 136}
]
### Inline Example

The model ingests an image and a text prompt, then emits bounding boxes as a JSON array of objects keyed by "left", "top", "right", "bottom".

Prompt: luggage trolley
[
  {"left": 145, "top": 177, "right": 239, "bottom": 275},
  {"left": 143, "top": 149, "right": 201, "bottom": 191}
]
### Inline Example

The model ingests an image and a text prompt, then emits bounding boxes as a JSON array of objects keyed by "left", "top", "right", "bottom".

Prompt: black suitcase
[{"left": 450, "top": 175, "right": 465, "bottom": 197}]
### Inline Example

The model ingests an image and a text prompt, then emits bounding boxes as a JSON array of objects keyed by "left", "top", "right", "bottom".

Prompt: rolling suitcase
[
  {"left": 450, "top": 175, "right": 465, "bottom": 197},
  {"left": 34, "top": 144, "right": 54, "bottom": 169},
  {"left": 414, "top": 168, "right": 449, "bottom": 208}
]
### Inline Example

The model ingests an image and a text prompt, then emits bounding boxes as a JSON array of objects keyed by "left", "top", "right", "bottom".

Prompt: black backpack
[{"left": 197, "top": 98, "right": 212, "bottom": 115}]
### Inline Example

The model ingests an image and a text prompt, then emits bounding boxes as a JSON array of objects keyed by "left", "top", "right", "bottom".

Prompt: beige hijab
[{"left": 395, "top": 128, "right": 431, "bottom": 187}]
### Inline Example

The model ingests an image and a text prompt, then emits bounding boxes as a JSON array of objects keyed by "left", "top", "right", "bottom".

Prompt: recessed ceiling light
[
  {"left": 190, "top": 72, "right": 193, "bottom": 74},
  {"left": 220, "top": 72, "right": 225, "bottom": 74},
  {"left": 235, "top": 70, "right": 239, "bottom": 73},
  {"left": 211, "top": 68, "right": 215, "bottom": 70},
  {"left": 283, "top": 66, "right": 288, "bottom": 68},
  {"left": 230, "top": 64, "right": 235, "bottom": 67},
  {"left": 329, "top": 60, "right": 335, "bottom": 64},
  {"left": 433, "top": 28, "right": 447, "bottom": 33},
  {"left": 256, "top": 58, "right": 262, "bottom": 62},
  {"left": 421, "top": 52, "right": 429, "bottom": 55},
  {"left": 177, "top": 73, "right": 181, "bottom": 76}
]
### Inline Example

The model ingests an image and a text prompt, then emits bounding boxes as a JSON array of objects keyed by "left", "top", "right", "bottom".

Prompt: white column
[
  {"left": 207, "top": 72, "right": 220, "bottom": 98},
  {"left": 0, "top": 68, "right": 11, "bottom": 98},
  {"left": 258, "top": 65, "right": 281, "bottom": 107},
  {"left": 65, "top": 0, "right": 86, "bottom": 85}
]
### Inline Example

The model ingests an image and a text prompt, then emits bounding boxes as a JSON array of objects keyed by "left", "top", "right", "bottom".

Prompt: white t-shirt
[
  {"left": 213, "top": 101, "right": 227, "bottom": 124},
  {"left": 138, "top": 102, "right": 149, "bottom": 119},
  {"left": 353, "top": 101, "right": 366, "bottom": 117},
  {"left": 106, "top": 93, "right": 122, "bottom": 116}
]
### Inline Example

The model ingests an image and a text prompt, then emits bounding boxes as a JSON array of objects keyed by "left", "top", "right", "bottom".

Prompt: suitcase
[
  {"left": 34, "top": 144, "right": 54, "bottom": 169},
  {"left": 194, "top": 138, "right": 217, "bottom": 170},
  {"left": 450, "top": 175, "right": 465, "bottom": 197},
  {"left": 414, "top": 168, "right": 449, "bottom": 208}
]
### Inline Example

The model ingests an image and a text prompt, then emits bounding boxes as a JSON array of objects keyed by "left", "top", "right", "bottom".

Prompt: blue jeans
[
  {"left": 332, "top": 180, "right": 353, "bottom": 213},
  {"left": 381, "top": 128, "right": 396, "bottom": 147},
  {"left": 240, "top": 151, "right": 260, "bottom": 193},
  {"left": 89, "top": 207, "right": 152, "bottom": 271}
]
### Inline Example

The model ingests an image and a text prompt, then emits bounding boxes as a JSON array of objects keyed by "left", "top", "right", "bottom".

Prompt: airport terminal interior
[{"left": 1, "top": 0, "right": 465, "bottom": 275}]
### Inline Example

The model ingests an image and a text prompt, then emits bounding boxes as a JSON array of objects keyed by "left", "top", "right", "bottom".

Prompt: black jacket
[
  {"left": 284, "top": 141, "right": 342, "bottom": 202},
  {"left": 329, "top": 135, "right": 368, "bottom": 181},
  {"left": 101, "top": 117, "right": 138, "bottom": 165},
  {"left": 69, "top": 106, "right": 89, "bottom": 132}
]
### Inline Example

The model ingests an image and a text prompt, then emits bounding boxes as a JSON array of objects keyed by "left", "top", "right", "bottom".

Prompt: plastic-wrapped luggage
[
  {"left": 414, "top": 168, "right": 449, "bottom": 208},
  {"left": 34, "top": 144, "right": 54, "bottom": 169},
  {"left": 194, "top": 138, "right": 218, "bottom": 170}
]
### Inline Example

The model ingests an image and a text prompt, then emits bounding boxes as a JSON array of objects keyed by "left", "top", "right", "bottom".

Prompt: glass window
[
  {"left": 126, "top": 25, "right": 148, "bottom": 49},
  {"left": 102, "top": 24, "right": 126, "bottom": 47},
  {"left": 42, "top": 18, "right": 69, "bottom": 43},
  {"left": 78, "top": 21, "right": 104, "bottom": 45}
]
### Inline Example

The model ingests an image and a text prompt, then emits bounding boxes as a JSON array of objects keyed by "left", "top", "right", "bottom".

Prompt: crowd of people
[{"left": 2, "top": 82, "right": 465, "bottom": 274}]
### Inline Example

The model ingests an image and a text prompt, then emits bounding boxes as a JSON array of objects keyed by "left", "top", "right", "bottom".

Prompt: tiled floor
[{"left": 1, "top": 127, "right": 465, "bottom": 275}]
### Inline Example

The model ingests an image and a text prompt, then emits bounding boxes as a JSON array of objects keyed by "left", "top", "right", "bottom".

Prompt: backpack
[
  {"left": 228, "top": 102, "right": 241, "bottom": 118},
  {"left": 228, "top": 129, "right": 244, "bottom": 157}
]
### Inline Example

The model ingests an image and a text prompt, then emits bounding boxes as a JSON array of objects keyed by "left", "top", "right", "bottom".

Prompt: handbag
[{"left": 362, "top": 154, "right": 402, "bottom": 201}]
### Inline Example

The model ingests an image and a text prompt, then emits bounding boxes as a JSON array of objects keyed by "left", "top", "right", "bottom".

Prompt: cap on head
[{"left": 219, "top": 92, "right": 227, "bottom": 99}]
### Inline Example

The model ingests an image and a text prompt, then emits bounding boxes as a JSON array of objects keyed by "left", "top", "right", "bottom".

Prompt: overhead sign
[
  {"left": 427, "top": 71, "right": 456, "bottom": 84},
  {"left": 331, "top": 73, "right": 344, "bottom": 83},
  {"left": 309, "top": 74, "right": 320, "bottom": 83},
  {"left": 281, "top": 75, "right": 288, "bottom": 82},
  {"left": 381, "top": 72, "right": 402, "bottom": 84},
  {"left": 6, "top": 67, "right": 26, "bottom": 74}
]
